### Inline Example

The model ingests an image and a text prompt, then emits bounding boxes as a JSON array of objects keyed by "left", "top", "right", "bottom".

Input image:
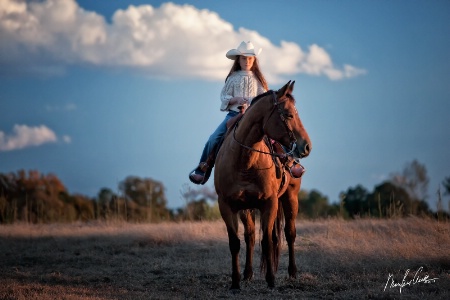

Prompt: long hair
[{"left": 225, "top": 56, "right": 268, "bottom": 91}]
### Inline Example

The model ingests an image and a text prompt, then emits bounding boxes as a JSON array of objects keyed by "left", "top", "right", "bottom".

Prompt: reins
[{"left": 232, "top": 90, "right": 297, "bottom": 158}]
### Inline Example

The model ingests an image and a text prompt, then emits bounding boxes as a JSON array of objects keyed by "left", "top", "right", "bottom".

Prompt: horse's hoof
[
  {"left": 266, "top": 277, "right": 275, "bottom": 288},
  {"left": 230, "top": 285, "right": 240, "bottom": 291},
  {"left": 288, "top": 266, "right": 297, "bottom": 278},
  {"left": 243, "top": 270, "right": 253, "bottom": 281}
]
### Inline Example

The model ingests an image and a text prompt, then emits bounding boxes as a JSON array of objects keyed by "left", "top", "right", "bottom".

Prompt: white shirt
[{"left": 220, "top": 71, "right": 266, "bottom": 112}]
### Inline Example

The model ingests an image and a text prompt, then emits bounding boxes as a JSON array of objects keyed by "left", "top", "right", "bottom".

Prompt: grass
[{"left": 0, "top": 218, "right": 449, "bottom": 299}]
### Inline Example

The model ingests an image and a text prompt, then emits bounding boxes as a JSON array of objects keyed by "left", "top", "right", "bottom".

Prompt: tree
[
  {"left": 66, "top": 194, "right": 95, "bottom": 221},
  {"left": 298, "top": 189, "right": 330, "bottom": 219},
  {"left": 119, "top": 176, "right": 170, "bottom": 222},
  {"left": 181, "top": 184, "right": 217, "bottom": 203},
  {"left": 180, "top": 184, "right": 219, "bottom": 221},
  {"left": 341, "top": 185, "right": 370, "bottom": 218},
  {"left": 366, "top": 181, "right": 430, "bottom": 218},
  {"left": 6, "top": 170, "right": 68, "bottom": 223},
  {"left": 96, "top": 188, "right": 116, "bottom": 220},
  {"left": 390, "top": 160, "right": 429, "bottom": 202},
  {"left": 442, "top": 176, "right": 450, "bottom": 196}
]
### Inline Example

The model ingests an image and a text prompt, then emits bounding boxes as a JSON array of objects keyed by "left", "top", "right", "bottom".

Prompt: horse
[{"left": 214, "top": 81, "right": 312, "bottom": 289}]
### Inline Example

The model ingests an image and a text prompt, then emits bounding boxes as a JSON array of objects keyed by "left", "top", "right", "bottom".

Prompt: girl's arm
[{"left": 220, "top": 75, "right": 247, "bottom": 110}]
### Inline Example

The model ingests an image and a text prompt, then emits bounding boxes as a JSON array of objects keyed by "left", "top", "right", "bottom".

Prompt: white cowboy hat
[{"left": 226, "top": 41, "right": 262, "bottom": 60}]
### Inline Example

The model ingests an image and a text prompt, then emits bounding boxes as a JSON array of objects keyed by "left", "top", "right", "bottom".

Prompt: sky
[{"left": 1, "top": 0, "right": 449, "bottom": 210}]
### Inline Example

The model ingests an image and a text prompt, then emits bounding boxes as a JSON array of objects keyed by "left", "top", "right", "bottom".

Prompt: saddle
[{"left": 190, "top": 112, "right": 302, "bottom": 185}]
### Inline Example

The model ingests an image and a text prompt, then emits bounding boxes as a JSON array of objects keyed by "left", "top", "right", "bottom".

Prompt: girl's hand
[{"left": 239, "top": 97, "right": 248, "bottom": 105}]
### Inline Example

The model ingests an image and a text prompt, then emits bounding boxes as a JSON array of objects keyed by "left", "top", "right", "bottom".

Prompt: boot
[
  {"left": 189, "top": 172, "right": 205, "bottom": 184},
  {"left": 189, "top": 162, "right": 209, "bottom": 185}
]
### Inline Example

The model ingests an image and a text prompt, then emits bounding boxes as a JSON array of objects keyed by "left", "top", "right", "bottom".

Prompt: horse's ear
[
  {"left": 277, "top": 80, "right": 292, "bottom": 98},
  {"left": 288, "top": 81, "right": 295, "bottom": 94}
]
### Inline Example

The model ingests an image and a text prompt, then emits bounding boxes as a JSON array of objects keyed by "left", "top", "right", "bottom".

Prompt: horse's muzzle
[
  {"left": 302, "top": 143, "right": 311, "bottom": 157},
  {"left": 296, "top": 142, "right": 311, "bottom": 158}
]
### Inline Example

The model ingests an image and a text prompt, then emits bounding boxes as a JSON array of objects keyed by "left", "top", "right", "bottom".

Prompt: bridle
[{"left": 232, "top": 90, "right": 298, "bottom": 158}]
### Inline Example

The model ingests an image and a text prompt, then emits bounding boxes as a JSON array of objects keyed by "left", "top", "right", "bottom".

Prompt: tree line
[
  {"left": 0, "top": 171, "right": 172, "bottom": 224},
  {"left": 299, "top": 160, "right": 449, "bottom": 219},
  {"left": 0, "top": 160, "right": 449, "bottom": 224}
]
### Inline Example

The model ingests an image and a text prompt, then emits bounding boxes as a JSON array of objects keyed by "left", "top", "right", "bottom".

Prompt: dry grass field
[{"left": 0, "top": 217, "right": 449, "bottom": 299}]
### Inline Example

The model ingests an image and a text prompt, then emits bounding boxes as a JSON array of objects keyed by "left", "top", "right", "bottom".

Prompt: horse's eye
[{"left": 285, "top": 114, "right": 294, "bottom": 120}]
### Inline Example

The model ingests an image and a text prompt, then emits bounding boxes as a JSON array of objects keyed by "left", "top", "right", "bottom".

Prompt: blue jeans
[{"left": 196, "top": 111, "right": 239, "bottom": 173}]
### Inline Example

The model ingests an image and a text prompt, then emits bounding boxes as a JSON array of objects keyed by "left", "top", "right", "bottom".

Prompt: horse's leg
[
  {"left": 239, "top": 209, "right": 256, "bottom": 280},
  {"left": 260, "top": 199, "right": 278, "bottom": 288},
  {"left": 280, "top": 179, "right": 300, "bottom": 278},
  {"left": 219, "top": 201, "right": 241, "bottom": 289}
]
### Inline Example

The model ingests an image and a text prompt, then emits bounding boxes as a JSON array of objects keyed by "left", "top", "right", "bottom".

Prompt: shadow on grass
[{"left": 0, "top": 220, "right": 449, "bottom": 299}]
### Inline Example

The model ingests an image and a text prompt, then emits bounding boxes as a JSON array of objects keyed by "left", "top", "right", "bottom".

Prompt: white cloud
[
  {"left": 45, "top": 103, "right": 77, "bottom": 112},
  {"left": 62, "top": 135, "right": 72, "bottom": 144},
  {"left": 0, "top": 0, "right": 366, "bottom": 82},
  {"left": 371, "top": 173, "right": 388, "bottom": 182},
  {"left": 343, "top": 64, "right": 368, "bottom": 78},
  {"left": 0, "top": 124, "right": 58, "bottom": 151}
]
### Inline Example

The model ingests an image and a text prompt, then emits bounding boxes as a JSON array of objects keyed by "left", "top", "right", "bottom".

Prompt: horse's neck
[
  {"left": 235, "top": 112, "right": 265, "bottom": 146},
  {"left": 233, "top": 111, "right": 268, "bottom": 163}
]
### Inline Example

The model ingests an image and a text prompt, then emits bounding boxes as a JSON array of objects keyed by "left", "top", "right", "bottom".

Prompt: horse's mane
[
  {"left": 250, "top": 90, "right": 273, "bottom": 106},
  {"left": 250, "top": 90, "right": 296, "bottom": 107}
]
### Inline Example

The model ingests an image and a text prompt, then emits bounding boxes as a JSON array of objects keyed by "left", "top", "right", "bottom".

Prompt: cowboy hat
[{"left": 226, "top": 41, "right": 262, "bottom": 60}]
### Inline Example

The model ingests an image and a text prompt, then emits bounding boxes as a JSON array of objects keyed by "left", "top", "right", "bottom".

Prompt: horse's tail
[
  {"left": 260, "top": 202, "right": 284, "bottom": 274},
  {"left": 273, "top": 202, "right": 284, "bottom": 272}
]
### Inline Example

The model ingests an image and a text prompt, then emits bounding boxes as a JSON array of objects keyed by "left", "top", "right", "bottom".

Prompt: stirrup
[
  {"left": 188, "top": 162, "right": 209, "bottom": 185},
  {"left": 198, "top": 162, "right": 209, "bottom": 173}
]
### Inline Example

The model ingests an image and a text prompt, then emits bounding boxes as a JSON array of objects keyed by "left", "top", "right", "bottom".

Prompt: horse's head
[{"left": 262, "top": 81, "right": 312, "bottom": 159}]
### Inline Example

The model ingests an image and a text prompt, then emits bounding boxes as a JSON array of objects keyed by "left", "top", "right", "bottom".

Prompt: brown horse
[{"left": 214, "top": 81, "right": 312, "bottom": 289}]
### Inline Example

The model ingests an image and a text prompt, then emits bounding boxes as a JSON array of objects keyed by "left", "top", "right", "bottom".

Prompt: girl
[{"left": 189, "top": 41, "right": 268, "bottom": 184}]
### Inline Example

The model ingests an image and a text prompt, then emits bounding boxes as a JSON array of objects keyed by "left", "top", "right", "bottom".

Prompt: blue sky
[{"left": 1, "top": 0, "right": 449, "bottom": 209}]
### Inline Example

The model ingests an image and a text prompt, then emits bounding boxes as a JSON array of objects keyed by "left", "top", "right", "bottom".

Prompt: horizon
[{"left": 1, "top": 0, "right": 449, "bottom": 209}]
